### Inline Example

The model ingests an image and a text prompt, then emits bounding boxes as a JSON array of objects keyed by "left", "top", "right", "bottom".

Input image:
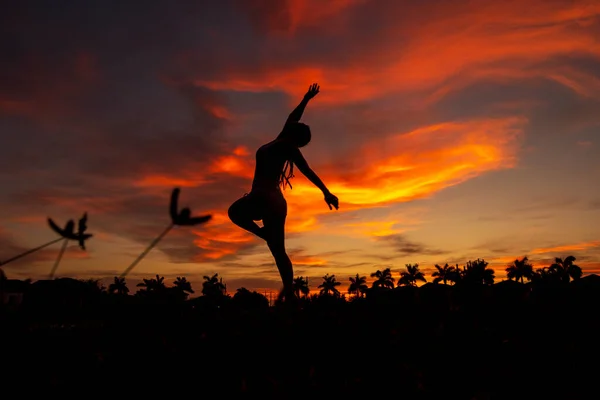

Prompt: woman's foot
[{"left": 275, "top": 287, "right": 299, "bottom": 308}]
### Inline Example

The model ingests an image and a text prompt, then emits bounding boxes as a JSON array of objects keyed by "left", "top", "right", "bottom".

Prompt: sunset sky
[{"left": 1, "top": 0, "right": 599, "bottom": 294}]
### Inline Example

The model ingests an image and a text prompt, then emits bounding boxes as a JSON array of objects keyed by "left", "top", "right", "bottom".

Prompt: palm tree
[
  {"left": 398, "top": 263, "right": 427, "bottom": 287},
  {"left": 370, "top": 268, "right": 395, "bottom": 290},
  {"left": 292, "top": 276, "right": 310, "bottom": 298},
  {"left": 431, "top": 263, "right": 455, "bottom": 285},
  {"left": 318, "top": 274, "right": 341, "bottom": 297},
  {"left": 108, "top": 276, "right": 129, "bottom": 295},
  {"left": 201, "top": 273, "right": 226, "bottom": 297},
  {"left": 348, "top": 274, "right": 368, "bottom": 298},
  {"left": 462, "top": 259, "right": 495, "bottom": 285},
  {"left": 173, "top": 276, "right": 194, "bottom": 300},
  {"left": 549, "top": 256, "right": 582, "bottom": 283},
  {"left": 447, "top": 264, "right": 464, "bottom": 285},
  {"left": 505, "top": 257, "right": 534, "bottom": 283},
  {"left": 136, "top": 274, "right": 167, "bottom": 294},
  {"left": 531, "top": 266, "right": 558, "bottom": 283},
  {"left": 81, "top": 278, "right": 106, "bottom": 293}
]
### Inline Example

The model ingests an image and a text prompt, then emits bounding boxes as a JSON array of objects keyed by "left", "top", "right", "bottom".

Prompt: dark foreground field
[{"left": 2, "top": 279, "right": 600, "bottom": 399}]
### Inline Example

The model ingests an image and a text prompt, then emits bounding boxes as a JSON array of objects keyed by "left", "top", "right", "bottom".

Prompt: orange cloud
[
  {"left": 530, "top": 240, "right": 600, "bottom": 255},
  {"left": 342, "top": 220, "right": 405, "bottom": 237},
  {"left": 233, "top": 146, "right": 250, "bottom": 156},
  {"left": 282, "top": 117, "right": 525, "bottom": 229},
  {"left": 132, "top": 147, "right": 255, "bottom": 190},
  {"left": 133, "top": 175, "right": 208, "bottom": 188},
  {"left": 207, "top": 105, "right": 233, "bottom": 120},
  {"left": 488, "top": 256, "right": 527, "bottom": 266},
  {"left": 289, "top": 253, "right": 327, "bottom": 267},
  {"left": 209, "top": 154, "right": 254, "bottom": 178},
  {"left": 190, "top": 211, "right": 256, "bottom": 260},
  {"left": 578, "top": 262, "right": 600, "bottom": 275}
]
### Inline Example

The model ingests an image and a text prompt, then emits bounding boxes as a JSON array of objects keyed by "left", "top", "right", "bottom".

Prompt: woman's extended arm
[
  {"left": 283, "top": 83, "right": 320, "bottom": 126},
  {"left": 291, "top": 148, "right": 339, "bottom": 210}
]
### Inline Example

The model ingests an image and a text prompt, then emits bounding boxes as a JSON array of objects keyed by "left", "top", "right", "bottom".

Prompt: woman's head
[{"left": 283, "top": 122, "right": 311, "bottom": 148}]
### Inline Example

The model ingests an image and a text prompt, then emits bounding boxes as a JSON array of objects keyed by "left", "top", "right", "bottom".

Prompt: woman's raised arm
[{"left": 279, "top": 83, "right": 320, "bottom": 137}]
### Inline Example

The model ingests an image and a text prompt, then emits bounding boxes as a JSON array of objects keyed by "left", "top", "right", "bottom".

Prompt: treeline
[{"left": 0, "top": 255, "right": 586, "bottom": 307}]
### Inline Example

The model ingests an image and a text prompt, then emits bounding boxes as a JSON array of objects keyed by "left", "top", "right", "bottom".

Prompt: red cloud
[{"left": 198, "top": 1, "right": 600, "bottom": 107}]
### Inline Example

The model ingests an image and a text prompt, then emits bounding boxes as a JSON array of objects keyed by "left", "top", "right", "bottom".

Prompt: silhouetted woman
[{"left": 228, "top": 83, "right": 339, "bottom": 302}]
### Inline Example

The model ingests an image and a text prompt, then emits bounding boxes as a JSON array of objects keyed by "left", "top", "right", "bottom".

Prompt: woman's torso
[{"left": 251, "top": 139, "right": 291, "bottom": 192}]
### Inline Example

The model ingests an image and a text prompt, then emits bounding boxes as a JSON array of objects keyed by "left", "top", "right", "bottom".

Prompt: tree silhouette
[
  {"left": 398, "top": 263, "right": 427, "bottom": 287},
  {"left": 370, "top": 268, "right": 395, "bottom": 290},
  {"left": 531, "top": 266, "right": 558, "bottom": 283},
  {"left": 292, "top": 276, "right": 310, "bottom": 298},
  {"left": 232, "top": 287, "right": 269, "bottom": 309},
  {"left": 202, "top": 273, "right": 226, "bottom": 297},
  {"left": 549, "top": 256, "right": 582, "bottom": 283},
  {"left": 506, "top": 257, "right": 534, "bottom": 283},
  {"left": 318, "top": 274, "right": 341, "bottom": 297},
  {"left": 235, "top": 287, "right": 251, "bottom": 297},
  {"left": 348, "top": 273, "right": 368, "bottom": 298},
  {"left": 81, "top": 278, "right": 105, "bottom": 294},
  {"left": 108, "top": 277, "right": 129, "bottom": 295},
  {"left": 446, "top": 264, "right": 463, "bottom": 285},
  {"left": 136, "top": 275, "right": 167, "bottom": 295},
  {"left": 173, "top": 276, "right": 194, "bottom": 300},
  {"left": 432, "top": 263, "right": 455, "bottom": 285},
  {"left": 461, "top": 259, "right": 495, "bottom": 285}
]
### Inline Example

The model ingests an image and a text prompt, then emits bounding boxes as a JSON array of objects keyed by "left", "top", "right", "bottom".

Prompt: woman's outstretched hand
[
  {"left": 304, "top": 83, "right": 320, "bottom": 100},
  {"left": 324, "top": 192, "right": 339, "bottom": 210}
]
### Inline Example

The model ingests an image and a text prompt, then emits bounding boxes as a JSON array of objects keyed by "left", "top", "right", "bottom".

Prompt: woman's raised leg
[{"left": 228, "top": 195, "right": 267, "bottom": 240}]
